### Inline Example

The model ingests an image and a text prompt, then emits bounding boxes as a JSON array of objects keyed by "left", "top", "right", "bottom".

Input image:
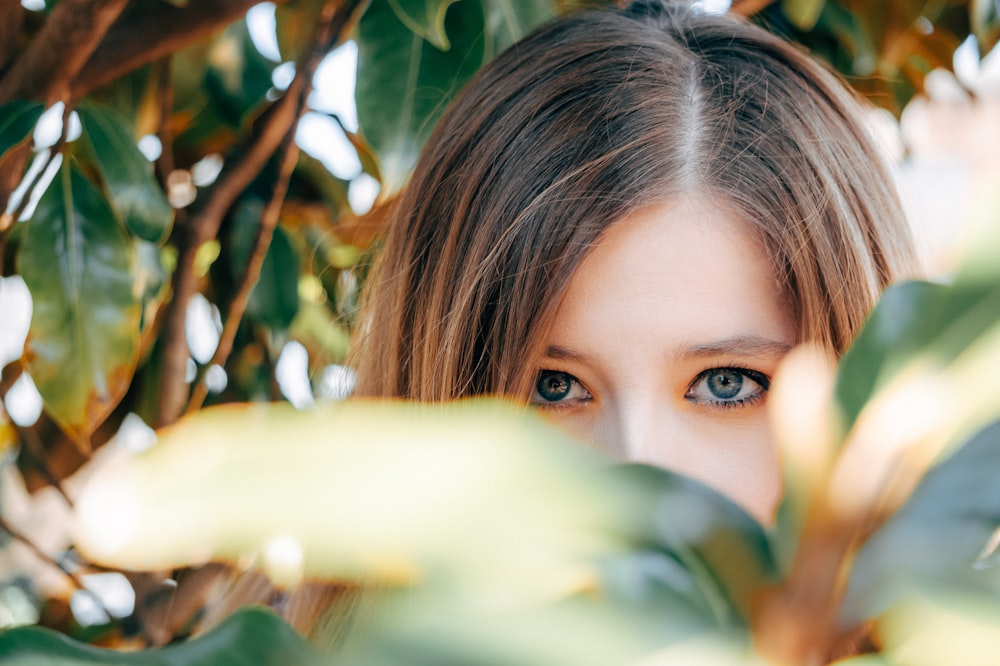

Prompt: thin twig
[
  {"left": 159, "top": 0, "right": 365, "bottom": 424},
  {"left": 0, "top": 516, "right": 111, "bottom": 618},
  {"left": 71, "top": 0, "right": 291, "bottom": 100}
]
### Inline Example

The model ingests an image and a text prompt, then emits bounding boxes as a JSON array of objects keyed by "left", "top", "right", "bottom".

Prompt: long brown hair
[{"left": 351, "top": 0, "right": 918, "bottom": 401}]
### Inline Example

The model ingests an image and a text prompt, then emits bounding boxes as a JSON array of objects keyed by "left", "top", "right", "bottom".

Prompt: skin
[{"left": 530, "top": 195, "right": 796, "bottom": 523}]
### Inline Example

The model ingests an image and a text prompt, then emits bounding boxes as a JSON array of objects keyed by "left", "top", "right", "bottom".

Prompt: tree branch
[
  {"left": 157, "top": 0, "right": 366, "bottom": 426},
  {"left": 0, "top": 0, "right": 129, "bottom": 105},
  {"left": 71, "top": 0, "right": 289, "bottom": 100},
  {"left": 0, "top": 0, "right": 24, "bottom": 76}
]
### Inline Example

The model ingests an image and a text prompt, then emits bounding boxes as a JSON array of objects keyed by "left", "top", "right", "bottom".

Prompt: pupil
[
  {"left": 707, "top": 370, "right": 742, "bottom": 400},
  {"left": 537, "top": 371, "right": 572, "bottom": 401}
]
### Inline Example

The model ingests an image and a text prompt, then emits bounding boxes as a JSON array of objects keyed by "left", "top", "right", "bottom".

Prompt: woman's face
[{"left": 532, "top": 196, "right": 796, "bottom": 523}]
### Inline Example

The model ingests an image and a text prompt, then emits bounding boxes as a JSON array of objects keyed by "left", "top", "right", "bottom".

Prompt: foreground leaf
[
  {"left": 19, "top": 161, "right": 140, "bottom": 442},
  {"left": 73, "top": 400, "right": 630, "bottom": 593},
  {"left": 78, "top": 104, "right": 174, "bottom": 244},
  {"left": 0, "top": 607, "right": 324, "bottom": 665},
  {"left": 608, "top": 464, "right": 777, "bottom": 626},
  {"left": 842, "top": 419, "right": 1000, "bottom": 622},
  {"left": 0, "top": 101, "right": 44, "bottom": 165}
]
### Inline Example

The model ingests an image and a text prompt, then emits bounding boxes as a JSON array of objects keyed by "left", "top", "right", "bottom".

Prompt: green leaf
[
  {"left": 204, "top": 21, "right": 276, "bottom": 129},
  {"left": 608, "top": 464, "right": 777, "bottom": 626},
  {"left": 0, "top": 607, "right": 324, "bottom": 665},
  {"left": 483, "top": 0, "right": 556, "bottom": 55},
  {"left": 77, "top": 104, "right": 174, "bottom": 245},
  {"left": 19, "top": 161, "right": 140, "bottom": 441},
  {"left": 73, "top": 401, "right": 635, "bottom": 588},
  {"left": 842, "top": 420, "right": 1000, "bottom": 622},
  {"left": 834, "top": 277, "right": 1000, "bottom": 432},
  {"left": 385, "top": 0, "right": 463, "bottom": 50},
  {"left": 228, "top": 198, "right": 300, "bottom": 330},
  {"left": 275, "top": 0, "right": 326, "bottom": 61},
  {"left": 0, "top": 101, "right": 44, "bottom": 165},
  {"left": 72, "top": 400, "right": 740, "bottom": 664},
  {"left": 781, "top": 0, "right": 824, "bottom": 30},
  {"left": 356, "top": 0, "right": 487, "bottom": 193}
]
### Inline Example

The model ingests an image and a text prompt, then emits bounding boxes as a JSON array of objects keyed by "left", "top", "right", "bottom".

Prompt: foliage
[{"left": 0, "top": 0, "right": 999, "bottom": 664}]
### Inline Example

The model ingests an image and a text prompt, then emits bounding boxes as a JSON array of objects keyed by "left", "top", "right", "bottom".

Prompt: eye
[
  {"left": 530, "top": 370, "right": 591, "bottom": 406},
  {"left": 685, "top": 367, "right": 770, "bottom": 408}
]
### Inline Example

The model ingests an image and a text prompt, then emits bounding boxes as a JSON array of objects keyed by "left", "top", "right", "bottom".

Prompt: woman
[{"left": 350, "top": 0, "right": 918, "bottom": 522}]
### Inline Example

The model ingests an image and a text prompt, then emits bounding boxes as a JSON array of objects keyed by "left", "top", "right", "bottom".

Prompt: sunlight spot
[
  {"left": 0, "top": 277, "right": 32, "bottom": 367},
  {"left": 309, "top": 41, "right": 358, "bottom": 132},
  {"left": 166, "top": 169, "right": 196, "bottom": 208},
  {"left": 20, "top": 0, "right": 45, "bottom": 10},
  {"left": 692, "top": 0, "right": 731, "bottom": 14},
  {"left": 246, "top": 2, "right": 281, "bottom": 62},
  {"left": 80, "top": 573, "right": 135, "bottom": 619},
  {"left": 296, "top": 112, "right": 361, "bottom": 180},
  {"left": 69, "top": 591, "right": 110, "bottom": 627},
  {"left": 191, "top": 153, "right": 224, "bottom": 187},
  {"left": 349, "top": 173, "right": 380, "bottom": 215},
  {"left": 136, "top": 134, "right": 162, "bottom": 162},
  {"left": 33, "top": 103, "right": 63, "bottom": 149},
  {"left": 205, "top": 364, "right": 228, "bottom": 394},
  {"left": 115, "top": 413, "right": 157, "bottom": 454},
  {"left": 5, "top": 373, "right": 42, "bottom": 427},
  {"left": 264, "top": 536, "right": 303, "bottom": 588},
  {"left": 186, "top": 294, "right": 222, "bottom": 364},
  {"left": 276, "top": 341, "right": 313, "bottom": 408},
  {"left": 318, "top": 364, "right": 356, "bottom": 402},
  {"left": 272, "top": 61, "right": 296, "bottom": 91}
]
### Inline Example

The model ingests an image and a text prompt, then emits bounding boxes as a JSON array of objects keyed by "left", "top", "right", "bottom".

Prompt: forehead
[{"left": 548, "top": 195, "right": 795, "bottom": 359}]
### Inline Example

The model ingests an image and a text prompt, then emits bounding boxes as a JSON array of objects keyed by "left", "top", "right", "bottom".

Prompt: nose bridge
[{"left": 607, "top": 390, "right": 682, "bottom": 467}]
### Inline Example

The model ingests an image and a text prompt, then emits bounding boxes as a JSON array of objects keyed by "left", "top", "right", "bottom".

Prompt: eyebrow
[
  {"left": 544, "top": 335, "right": 793, "bottom": 364},
  {"left": 679, "top": 335, "right": 794, "bottom": 360},
  {"left": 543, "top": 345, "right": 592, "bottom": 363}
]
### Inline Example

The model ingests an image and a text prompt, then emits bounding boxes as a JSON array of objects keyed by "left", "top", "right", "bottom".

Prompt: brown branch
[
  {"left": 0, "top": 517, "right": 105, "bottom": 609},
  {"left": 157, "top": 0, "right": 366, "bottom": 426},
  {"left": 71, "top": 0, "right": 290, "bottom": 100},
  {"left": 0, "top": 0, "right": 25, "bottom": 76},
  {"left": 0, "top": 0, "right": 129, "bottom": 105},
  {"left": 182, "top": 0, "right": 366, "bottom": 416}
]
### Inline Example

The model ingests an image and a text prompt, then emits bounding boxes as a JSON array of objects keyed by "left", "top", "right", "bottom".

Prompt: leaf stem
[{"left": 164, "top": 0, "right": 365, "bottom": 421}]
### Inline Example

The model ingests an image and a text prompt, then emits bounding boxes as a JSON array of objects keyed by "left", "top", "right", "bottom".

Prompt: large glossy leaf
[
  {"left": 204, "top": 21, "right": 275, "bottom": 129},
  {"left": 841, "top": 419, "right": 1000, "bottom": 622},
  {"left": 77, "top": 104, "right": 174, "bottom": 244},
  {"left": 71, "top": 400, "right": 748, "bottom": 664},
  {"left": 0, "top": 607, "right": 324, "bottom": 665},
  {"left": 19, "top": 161, "right": 140, "bottom": 442},
  {"left": 386, "top": 0, "right": 462, "bottom": 50},
  {"left": 607, "top": 464, "right": 777, "bottom": 626},
  {"left": 0, "top": 101, "right": 44, "bottom": 165},
  {"left": 834, "top": 277, "right": 1000, "bottom": 432},
  {"left": 72, "top": 401, "right": 630, "bottom": 591},
  {"left": 228, "top": 197, "right": 300, "bottom": 330},
  {"left": 356, "top": 0, "right": 487, "bottom": 194},
  {"left": 483, "top": 0, "right": 556, "bottom": 55}
]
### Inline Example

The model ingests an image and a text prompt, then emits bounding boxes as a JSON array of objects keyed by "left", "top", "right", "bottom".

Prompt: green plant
[{"left": 2, "top": 0, "right": 1000, "bottom": 663}]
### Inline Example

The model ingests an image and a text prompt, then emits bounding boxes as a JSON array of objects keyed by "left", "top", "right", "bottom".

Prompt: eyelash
[
  {"left": 684, "top": 365, "right": 771, "bottom": 410},
  {"left": 530, "top": 366, "right": 772, "bottom": 411}
]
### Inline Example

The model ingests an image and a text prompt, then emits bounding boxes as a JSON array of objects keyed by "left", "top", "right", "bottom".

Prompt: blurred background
[{"left": 1, "top": 0, "right": 999, "bottom": 650}]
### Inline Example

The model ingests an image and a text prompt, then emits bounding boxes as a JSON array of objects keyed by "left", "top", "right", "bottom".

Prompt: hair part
[{"left": 351, "top": 1, "right": 919, "bottom": 401}]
